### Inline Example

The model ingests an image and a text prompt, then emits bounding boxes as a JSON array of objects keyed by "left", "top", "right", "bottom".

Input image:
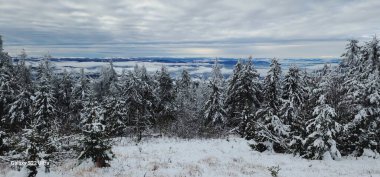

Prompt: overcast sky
[{"left": 0, "top": 0, "right": 379, "bottom": 58}]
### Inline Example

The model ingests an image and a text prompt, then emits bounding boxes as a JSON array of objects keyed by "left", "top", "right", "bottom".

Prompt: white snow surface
[{"left": 1, "top": 136, "right": 379, "bottom": 177}]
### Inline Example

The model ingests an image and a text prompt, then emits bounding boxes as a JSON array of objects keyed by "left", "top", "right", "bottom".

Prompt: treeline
[{"left": 0, "top": 35, "right": 379, "bottom": 172}]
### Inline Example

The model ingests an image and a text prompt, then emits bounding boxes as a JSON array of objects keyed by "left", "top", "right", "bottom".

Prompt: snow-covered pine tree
[
  {"left": 136, "top": 65, "right": 156, "bottom": 125},
  {"left": 3, "top": 50, "right": 32, "bottom": 132},
  {"left": 103, "top": 86, "right": 127, "bottom": 137},
  {"left": 361, "top": 36, "right": 380, "bottom": 72},
  {"left": 340, "top": 39, "right": 361, "bottom": 69},
  {"left": 15, "top": 49, "right": 33, "bottom": 88},
  {"left": 203, "top": 58, "right": 226, "bottom": 128},
  {"left": 176, "top": 69, "right": 193, "bottom": 100},
  {"left": 173, "top": 69, "right": 200, "bottom": 137},
  {"left": 8, "top": 88, "right": 33, "bottom": 132},
  {"left": 281, "top": 65, "right": 307, "bottom": 154},
  {"left": 247, "top": 58, "right": 288, "bottom": 152},
  {"left": 346, "top": 70, "right": 380, "bottom": 156},
  {"left": 19, "top": 54, "right": 58, "bottom": 175},
  {"left": 31, "top": 56, "right": 58, "bottom": 166},
  {"left": 103, "top": 98, "right": 127, "bottom": 137},
  {"left": 78, "top": 100, "right": 114, "bottom": 167},
  {"left": 304, "top": 95, "right": 342, "bottom": 160},
  {"left": 70, "top": 68, "right": 91, "bottom": 131},
  {"left": 123, "top": 65, "right": 155, "bottom": 141},
  {"left": 23, "top": 119, "right": 46, "bottom": 176},
  {"left": 94, "top": 60, "right": 117, "bottom": 101},
  {"left": 72, "top": 68, "right": 91, "bottom": 102},
  {"left": 340, "top": 37, "right": 380, "bottom": 156},
  {"left": 0, "top": 44, "right": 15, "bottom": 129},
  {"left": 224, "top": 59, "right": 243, "bottom": 128},
  {"left": 33, "top": 56, "right": 57, "bottom": 133},
  {"left": 225, "top": 57, "right": 262, "bottom": 136},
  {"left": 299, "top": 69, "right": 317, "bottom": 124},
  {"left": 55, "top": 69, "right": 75, "bottom": 135},
  {"left": 154, "top": 65, "right": 176, "bottom": 133}
]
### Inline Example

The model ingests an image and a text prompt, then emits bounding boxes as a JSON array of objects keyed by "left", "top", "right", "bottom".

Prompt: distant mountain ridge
[{"left": 14, "top": 57, "right": 341, "bottom": 77}]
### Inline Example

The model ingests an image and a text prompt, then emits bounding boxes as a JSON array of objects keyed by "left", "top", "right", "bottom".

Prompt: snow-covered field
[{"left": 2, "top": 137, "right": 379, "bottom": 177}]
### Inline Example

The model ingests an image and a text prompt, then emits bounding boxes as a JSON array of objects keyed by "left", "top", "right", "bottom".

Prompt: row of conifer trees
[{"left": 0, "top": 35, "right": 379, "bottom": 175}]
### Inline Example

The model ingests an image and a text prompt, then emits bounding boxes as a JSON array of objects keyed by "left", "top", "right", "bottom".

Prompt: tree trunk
[{"left": 95, "top": 156, "right": 105, "bottom": 167}]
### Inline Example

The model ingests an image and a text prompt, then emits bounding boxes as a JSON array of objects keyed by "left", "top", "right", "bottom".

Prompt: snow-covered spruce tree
[
  {"left": 340, "top": 37, "right": 380, "bottom": 156},
  {"left": 55, "top": 69, "right": 75, "bottom": 135},
  {"left": 340, "top": 39, "right": 361, "bottom": 69},
  {"left": 224, "top": 59, "right": 243, "bottom": 128},
  {"left": 346, "top": 70, "right": 380, "bottom": 156},
  {"left": 225, "top": 57, "right": 262, "bottom": 136},
  {"left": 15, "top": 49, "right": 33, "bottom": 89},
  {"left": 0, "top": 45, "right": 16, "bottom": 129},
  {"left": 173, "top": 69, "right": 199, "bottom": 138},
  {"left": 281, "top": 65, "right": 307, "bottom": 155},
  {"left": 33, "top": 56, "right": 57, "bottom": 132},
  {"left": 94, "top": 60, "right": 117, "bottom": 101},
  {"left": 361, "top": 36, "right": 380, "bottom": 72},
  {"left": 70, "top": 68, "right": 92, "bottom": 132},
  {"left": 31, "top": 56, "right": 57, "bottom": 166},
  {"left": 154, "top": 65, "right": 176, "bottom": 133},
  {"left": 136, "top": 65, "right": 156, "bottom": 125},
  {"left": 8, "top": 88, "right": 33, "bottom": 132},
  {"left": 312, "top": 65, "right": 349, "bottom": 156},
  {"left": 23, "top": 119, "right": 48, "bottom": 176},
  {"left": 299, "top": 69, "right": 317, "bottom": 125},
  {"left": 124, "top": 65, "right": 155, "bottom": 141},
  {"left": 304, "top": 95, "right": 342, "bottom": 160},
  {"left": 103, "top": 90, "right": 127, "bottom": 136},
  {"left": 247, "top": 58, "right": 288, "bottom": 152},
  {"left": 78, "top": 100, "right": 114, "bottom": 167},
  {"left": 203, "top": 58, "right": 226, "bottom": 128}
]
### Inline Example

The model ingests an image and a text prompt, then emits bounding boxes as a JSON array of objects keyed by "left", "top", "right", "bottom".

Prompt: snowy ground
[{"left": 1, "top": 136, "right": 379, "bottom": 177}]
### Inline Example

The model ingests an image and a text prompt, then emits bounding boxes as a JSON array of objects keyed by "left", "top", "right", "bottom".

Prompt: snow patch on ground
[{"left": 1, "top": 137, "right": 379, "bottom": 177}]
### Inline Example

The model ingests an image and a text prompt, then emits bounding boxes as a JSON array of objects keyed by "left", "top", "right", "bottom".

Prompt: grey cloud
[{"left": 0, "top": 0, "right": 379, "bottom": 57}]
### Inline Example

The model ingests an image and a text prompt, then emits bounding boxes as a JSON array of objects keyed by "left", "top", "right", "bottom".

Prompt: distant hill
[{"left": 14, "top": 57, "right": 340, "bottom": 78}]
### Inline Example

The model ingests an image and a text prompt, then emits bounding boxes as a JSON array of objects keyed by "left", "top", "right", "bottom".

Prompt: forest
[{"left": 0, "top": 35, "right": 379, "bottom": 176}]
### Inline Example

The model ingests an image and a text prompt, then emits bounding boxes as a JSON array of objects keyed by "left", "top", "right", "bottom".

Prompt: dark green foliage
[{"left": 78, "top": 102, "right": 114, "bottom": 167}]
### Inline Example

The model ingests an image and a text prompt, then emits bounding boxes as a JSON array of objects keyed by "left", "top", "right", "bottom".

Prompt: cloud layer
[{"left": 1, "top": 0, "right": 379, "bottom": 57}]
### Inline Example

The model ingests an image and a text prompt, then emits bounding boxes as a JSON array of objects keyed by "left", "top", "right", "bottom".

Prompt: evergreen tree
[
  {"left": 203, "top": 59, "right": 226, "bottom": 127},
  {"left": 15, "top": 49, "right": 33, "bottom": 89},
  {"left": 341, "top": 37, "right": 380, "bottom": 156},
  {"left": 69, "top": 68, "right": 92, "bottom": 132},
  {"left": 341, "top": 39, "right": 361, "bottom": 68},
  {"left": 78, "top": 100, "right": 114, "bottom": 167},
  {"left": 33, "top": 56, "right": 57, "bottom": 133},
  {"left": 154, "top": 66, "right": 176, "bottom": 133},
  {"left": 346, "top": 70, "right": 380, "bottom": 156},
  {"left": 103, "top": 95, "right": 127, "bottom": 136},
  {"left": 281, "top": 65, "right": 307, "bottom": 154},
  {"left": 0, "top": 46, "right": 15, "bottom": 128},
  {"left": 304, "top": 95, "right": 342, "bottom": 160},
  {"left": 124, "top": 66, "right": 155, "bottom": 141},
  {"left": 24, "top": 120, "right": 45, "bottom": 176},
  {"left": 8, "top": 89, "right": 33, "bottom": 132},
  {"left": 57, "top": 70, "right": 74, "bottom": 134},
  {"left": 173, "top": 69, "right": 199, "bottom": 137},
  {"left": 361, "top": 36, "right": 380, "bottom": 72},
  {"left": 247, "top": 58, "right": 288, "bottom": 152},
  {"left": 94, "top": 60, "right": 117, "bottom": 100},
  {"left": 224, "top": 59, "right": 243, "bottom": 127},
  {"left": 225, "top": 57, "right": 262, "bottom": 136},
  {"left": 30, "top": 56, "right": 58, "bottom": 168}
]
